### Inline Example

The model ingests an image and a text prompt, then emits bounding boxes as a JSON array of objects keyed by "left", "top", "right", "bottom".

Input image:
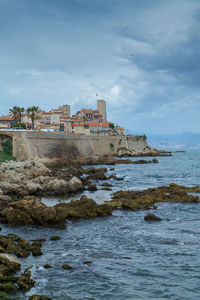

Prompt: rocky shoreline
[{"left": 0, "top": 150, "right": 199, "bottom": 299}]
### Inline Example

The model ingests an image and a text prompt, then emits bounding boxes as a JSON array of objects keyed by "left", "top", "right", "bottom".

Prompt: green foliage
[
  {"left": 9, "top": 106, "right": 24, "bottom": 124},
  {"left": 0, "top": 138, "right": 16, "bottom": 164},
  {"left": 110, "top": 143, "right": 114, "bottom": 150},
  {"left": 11, "top": 123, "right": 26, "bottom": 129},
  {"left": 109, "top": 123, "right": 114, "bottom": 129}
]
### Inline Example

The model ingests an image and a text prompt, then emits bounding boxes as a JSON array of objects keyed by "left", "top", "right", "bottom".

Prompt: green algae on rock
[{"left": 108, "top": 183, "right": 200, "bottom": 210}]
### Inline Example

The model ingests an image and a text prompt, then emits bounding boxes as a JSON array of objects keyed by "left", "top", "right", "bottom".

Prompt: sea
[{"left": 3, "top": 149, "right": 200, "bottom": 300}]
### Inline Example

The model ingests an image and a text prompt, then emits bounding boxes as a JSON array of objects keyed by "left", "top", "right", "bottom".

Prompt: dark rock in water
[
  {"left": 152, "top": 158, "right": 159, "bottom": 163},
  {"left": 0, "top": 196, "right": 66, "bottom": 228},
  {"left": 50, "top": 236, "right": 61, "bottom": 241},
  {"left": 30, "top": 239, "right": 44, "bottom": 256},
  {"left": 88, "top": 171, "right": 108, "bottom": 180},
  {"left": 84, "top": 167, "right": 107, "bottom": 174},
  {"left": 29, "top": 295, "right": 52, "bottom": 300},
  {"left": 109, "top": 174, "right": 123, "bottom": 181},
  {"left": 101, "top": 182, "right": 113, "bottom": 187},
  {"left": 17, "top": 270, "right": 35, "bottom": 290},
  {"left": 110, "top": 168, "right": 115, "bottom": 171},
  {"left": 0, "top": 282, "right": 18, "bottom": 293},
  {"left": 55, "top": 195, "right": 113, "bottom": 219},
  {"left": 108, "top": 183, "right": 200, "bottom": 210},
  {"left": 102, "top": 187, "right": 112, "bottom": 191},
  {"left": 88, "top": 183, "right": 98, "bottom": 191},
  {"left": 44, "top": 264, "right": 51, "bottom": 269},
  {"left": 82, "top": 261, "right": 92, "bottom": 265},
  {"left": 0, "top": 194, "right": 113, "bottom": 227},
  {"left": 62, "top": 264, "right": 73, "bottom": 270},
  {"left": 144, "top": 213, "right": 161, "bottom": 222}
]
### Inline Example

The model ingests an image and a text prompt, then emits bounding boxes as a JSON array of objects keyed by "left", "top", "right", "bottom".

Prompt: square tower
[{"left": 97, "top": 100, "right": 107, "bottom": 121}]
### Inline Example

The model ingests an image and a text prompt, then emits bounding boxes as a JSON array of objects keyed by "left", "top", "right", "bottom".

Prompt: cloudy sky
[{"left": 0, "top": 0, "right": 200, "bottom": 134}]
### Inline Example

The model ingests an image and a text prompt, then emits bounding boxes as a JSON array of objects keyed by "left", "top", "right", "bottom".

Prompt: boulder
[
  {"left": 17, "top": 270, "right": 35, "bottom": 290},
  {"left": 55, "top": 195, "right": 113, "bottom": 219},
  {"left": 0, "top": 254, "right": 21, "bottom": 275},
  {"left": 88, "top": 183, "right": 98, "bottom": 191},
  {"left": 144, "top": 213, "right": 161, "bottom": 222}
]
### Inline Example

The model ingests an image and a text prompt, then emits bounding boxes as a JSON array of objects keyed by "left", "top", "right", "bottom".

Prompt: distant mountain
[{"left": 146, "top": 133, "right": 200, "bottom": 150}]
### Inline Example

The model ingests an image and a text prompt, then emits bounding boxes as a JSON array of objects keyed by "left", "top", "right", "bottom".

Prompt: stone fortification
[{"left": 0, "top": 131, "right": 149, "bottom": 161}]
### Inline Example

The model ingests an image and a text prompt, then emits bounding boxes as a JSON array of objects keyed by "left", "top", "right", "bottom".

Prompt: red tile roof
[{"left": 0, "top": 115, "right": 13, "bottom": 121}]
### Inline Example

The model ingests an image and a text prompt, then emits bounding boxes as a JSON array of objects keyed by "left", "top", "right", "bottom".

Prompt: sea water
[{"left": 3, "top": 149, "right": 200, "bottom": 300}]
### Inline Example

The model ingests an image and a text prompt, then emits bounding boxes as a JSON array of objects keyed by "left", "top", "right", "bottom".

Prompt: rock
[
  {"left": 17, "top": 270, "right": 35, "bottom": 290},
  {"left": 88, "top": 172, "right": 108, "bottom": 180},
  {"left": 108, "top": 183, "right": 200, "bottom": 210},
  {"left": 0, "top": 254, "right": 21, "bottom": 275},
  {"left": 110, "top": 168, "right": 115, "bottom": 171},
  {"left": 144, "top": 213, "right": 161, "bottom": 222},
  {"left": 44, "top": 264, "right": 51, "bottom": 269},
  {"left": 152, "top": 158, "right": 159, "bottom": 163},
  {"left": 0, "top": 197, "right": 64, "bottom": 227},
  {"left": 29, "top": 294, "right": 52, "bottom": 300},
  {"left": 0, "top": 282, "right": 18, "bottom": 293},
  {"left": 109, "top": 174, "right": 123, "bottom": 181},
  {"left": 50, "top": 236, "right": 61, "bottom": 241},
  {"left": 82, "top": 261, "right": 92, "bottom": 265},
  {"left": 67, "top": 177, "right": 83, "bottom": 192},
  {"left": 102, "top": 187, "right": 112, "bottom": 191},
  {"left": 55, "top": 195, "right": 113, "bottom": 219},
  {"left": 0, "top": 189, "right": 3, "bottom": 196},
  {"left": 62, "top": 264, "right": 73, "bottom": 270},
  {"left": 88, "top": 183, "right": 98, "bottom": 191},
  {"left": 101, "top": 183, "right": 113, "bottom": 187},
  {"left": 84, "top": 167, "right": 107, "bottom": 174}
]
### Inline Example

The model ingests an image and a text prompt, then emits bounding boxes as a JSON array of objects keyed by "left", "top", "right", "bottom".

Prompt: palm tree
[
  {"left": 26, "top": 106, "right": 40, "bottom": 130},
  {"left": 9, "top": 106, "right": 24, "bottom": 124}
]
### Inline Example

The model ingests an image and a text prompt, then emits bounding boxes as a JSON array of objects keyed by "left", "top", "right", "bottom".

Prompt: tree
[
  {"left": 26, "top": 106, "right": 40, "bottom": 130},
  {"left": 9, "top": 106, "right": 24, "bottom": 124}
]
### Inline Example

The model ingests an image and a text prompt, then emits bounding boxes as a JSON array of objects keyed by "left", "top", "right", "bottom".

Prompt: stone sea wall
[{"left": 0, "top": 131, "right": 149, "bottom": 160}]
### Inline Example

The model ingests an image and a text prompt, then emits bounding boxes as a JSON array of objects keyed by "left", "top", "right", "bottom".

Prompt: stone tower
[
  {"left": 62, "top": 105, "right": 71, "bottom": 117},
  {"left": 97, "top": 100, "right": 107, "bottom": 122}
]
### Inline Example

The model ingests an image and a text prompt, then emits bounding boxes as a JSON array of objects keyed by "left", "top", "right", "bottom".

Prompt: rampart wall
[{"left": 0, "top": 131, "right": 149, "bottom": 160}]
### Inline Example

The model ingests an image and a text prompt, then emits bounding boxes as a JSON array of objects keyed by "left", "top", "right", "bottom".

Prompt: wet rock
[
  {"left": 29, "top": 295, "right": 52, "bottom": 300},
  {"left": 0, "top": 282, "right": 18, "bottom": 293},
  {"left": 62, "top": 264, "right": 73, "bottom": 270},
  {"left": 108, "top": 183, "right": 200, "bottom": 210},
  {"left": 144, "top": 213, "right": 161, "bottom": 222},
  {"left": 17, "top": 270, "right": 35, "bottom": 290},
  {"left": 0, "top": 196, "right": 65, "bottom": 227},
  {"left": 152, "top": 158, "right": 159, "bottom": 163},
  {"left": 84, "top": 167, "right": 107, "bottom": 174},
  {"left": 88, "top": 171, "right": 108, "bottom": 180},
  {"left": 50, "top": 236, "right": 61, "bottom": 241},
  {"left": 0, "top": 254, "right": 21, "bottom": 275},
  {"left": 109, "top": 174, "right": 123, "bottom": 181},
  {"left": 55, "top": 195, "right": 113, "bottom": 219},
  {"left": 102, "top": 187, "right": 112, "bottom": 191},
  {"left": 44, "top": 264, "right": 51, "bottom": 269},
  {"left": 0, "top": 235, "right": 31, "bottom": 258},
  {"left": 82, "top": 261, "right": 92, "bottom": 265},
  {"left": 101, "top": 183, "right": 113, "bottom": 187},
  {"left": 110, "top": 168, "right": 115, "bottom": 171},
  {"left": 88, "top": 183, "right": 98, "bottom": 191}
]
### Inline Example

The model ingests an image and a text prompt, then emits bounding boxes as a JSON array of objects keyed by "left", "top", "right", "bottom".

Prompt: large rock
[
  {"left": 0, "top": 254, "right": 21, "bottom": 275},
  {"left": 108, "top": 183, "right": 200, "bottom": 210},
  {"left": 0, "top": 195, "right": 112, "bottom": 227},
  {"left": 55, "top": 195, "right": 113, "bottom": 219}
]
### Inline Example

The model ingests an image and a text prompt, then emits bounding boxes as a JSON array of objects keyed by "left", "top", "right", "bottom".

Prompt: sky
[{"left": 0, "top": 0, "right": 200, "bottom": 134}]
